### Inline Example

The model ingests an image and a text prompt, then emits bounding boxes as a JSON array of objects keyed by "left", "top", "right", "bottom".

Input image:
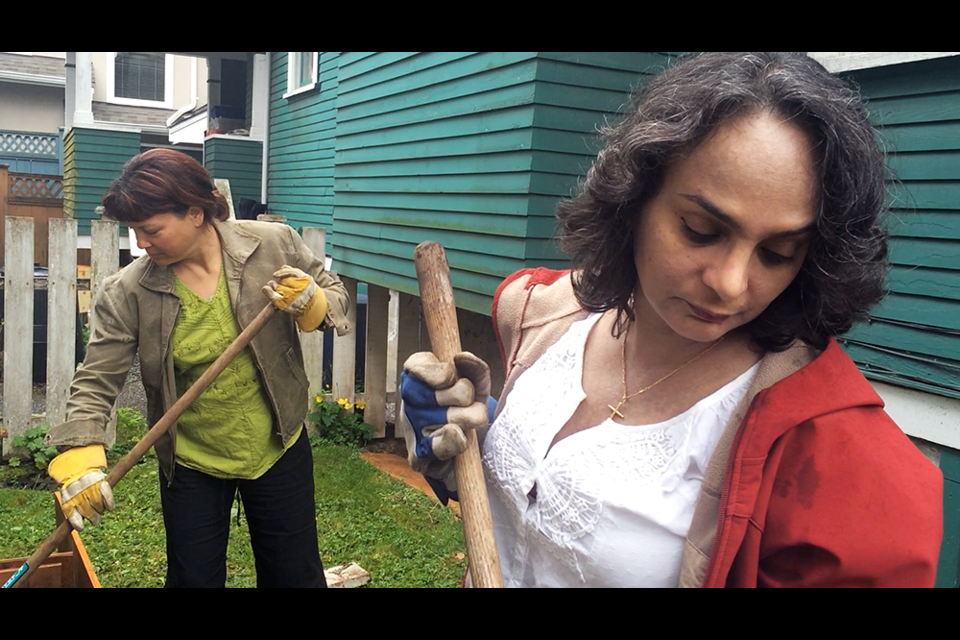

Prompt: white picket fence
[{"left": 0, "top": 216, "right": 399, "bottom": 457}]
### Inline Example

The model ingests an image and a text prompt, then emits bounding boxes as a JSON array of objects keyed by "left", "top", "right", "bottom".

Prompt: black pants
[{"left": 159, "top": 430, "right": 326, "bottom": 588}]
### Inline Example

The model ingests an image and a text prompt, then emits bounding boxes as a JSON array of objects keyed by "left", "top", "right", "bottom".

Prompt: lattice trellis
[
  {"left": 0, "top": 132, "right": 59, "bottom": 157},
  {"left": 9, "top": 174, "right": 64, "bottom": 200}
]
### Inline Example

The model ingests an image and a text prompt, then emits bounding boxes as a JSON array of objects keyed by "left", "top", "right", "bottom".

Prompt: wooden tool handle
[
  {"left": 7, "top": 303, "right": 279, "bottom": 588},
  {"left": 414, "top": 241, "right": 503, "bottom": 588}
]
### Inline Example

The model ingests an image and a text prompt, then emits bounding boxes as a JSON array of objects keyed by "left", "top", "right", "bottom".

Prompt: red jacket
[{"left": 493, "top": 267, "right": 943, "bottom": 587}]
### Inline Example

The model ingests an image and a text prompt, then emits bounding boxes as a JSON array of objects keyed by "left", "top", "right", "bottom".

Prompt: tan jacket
[{"left": 46, "top": 219, "right": 352, "bottom": 481}]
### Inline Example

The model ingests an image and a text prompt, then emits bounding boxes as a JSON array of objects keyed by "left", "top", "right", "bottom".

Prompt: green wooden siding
[
  {"left": 839, "top": 56, "right": 960, "bottom": 401},
  {"left": 62, "top": 126, "right": 140, "bottom": 236},
  {"left": 204, "top": 136, "right": 263, "bottom": 205},
  {"left": 267, "top": 52, "right": 338, "bottom": 233},
  {"left": 331, "top": 52, "right": 679, "bottom": 316},
  {"left": 937, "top": 447, "right": 960, "bottom": 588}
]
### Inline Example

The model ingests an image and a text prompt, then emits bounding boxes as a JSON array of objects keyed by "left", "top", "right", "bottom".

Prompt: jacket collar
[
  {"left": 136, "top": 218, "right": 262, "bottom": 293},
  {"left": 739, "top": 338, "right": 884, "bottom": 458},
  {"left": 213, "top": 218, "right": 261, "bottom": 269}
]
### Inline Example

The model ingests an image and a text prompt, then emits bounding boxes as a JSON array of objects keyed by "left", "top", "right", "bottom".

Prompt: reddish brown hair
[{"left": 101, "top": 148, "right": 230, "bottom": 224}]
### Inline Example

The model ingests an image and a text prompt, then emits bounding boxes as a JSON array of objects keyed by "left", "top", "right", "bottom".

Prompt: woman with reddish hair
[{"left": 45, "top": 148, "right": 351, "bottom": 587}]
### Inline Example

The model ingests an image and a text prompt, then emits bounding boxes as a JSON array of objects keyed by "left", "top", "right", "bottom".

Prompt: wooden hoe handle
[
  {"left": 6, "top": 303, "right": 279, "bottom": 588},
  {"left": 414, "top": 241, "right": 503, "bottom": 588}
]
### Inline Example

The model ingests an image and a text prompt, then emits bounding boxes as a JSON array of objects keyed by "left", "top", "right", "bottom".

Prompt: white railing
[{"left": 0, "top": 131, "right": 60, "bottom": 158}]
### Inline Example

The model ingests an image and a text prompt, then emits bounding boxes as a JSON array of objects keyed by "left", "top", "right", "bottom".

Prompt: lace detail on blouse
[{"left": 483, "top": 313, "right": 758, "bottom": 587}]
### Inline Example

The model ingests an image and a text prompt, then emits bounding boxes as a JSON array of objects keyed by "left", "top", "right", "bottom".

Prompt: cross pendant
[{"left": 608, "top": 401, "right": 624, "bottom": 419}]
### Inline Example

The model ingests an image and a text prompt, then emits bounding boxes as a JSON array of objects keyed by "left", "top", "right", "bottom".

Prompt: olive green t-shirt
[{"left": 172, "top": 268, "right": 299, "bottom": 479}]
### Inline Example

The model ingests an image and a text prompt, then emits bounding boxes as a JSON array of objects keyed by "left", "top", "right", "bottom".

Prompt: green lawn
[{"left": 0, "top": 438, "right": 466, "bottom": 588}]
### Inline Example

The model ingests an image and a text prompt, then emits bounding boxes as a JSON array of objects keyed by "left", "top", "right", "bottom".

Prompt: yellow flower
[
  {"left": 356, "top": 400, "right": 366, "bottom": 411},
  {"left": 343, "top": 402, "right": 354, "bottom": 411},
  {"left": 337, "top": 398, "right": 346, "bottom": 407},
  {"left": 315, "top": 395, "right": 322, "bottom": 404}
]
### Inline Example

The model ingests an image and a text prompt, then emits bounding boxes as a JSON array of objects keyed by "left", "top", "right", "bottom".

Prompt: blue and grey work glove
[{"left": 398, "top": 352, "right": 495, "bottom": 505}]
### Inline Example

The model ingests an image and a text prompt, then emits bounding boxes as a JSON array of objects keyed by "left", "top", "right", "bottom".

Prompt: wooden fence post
[
  {"left": 90, "top": 219, "right": 119, "bottom": 448},
  {"left": 332, "top": 276, "right": 358, "bottom": 405},
  {"left": 364, "top": 284, "right": 389, "bottom": 438},
  {"left": 395, "top": 290, "right": 429, "bottom": 395},
  {"left": 46, "top": 218, "right": 78, "bottom": 427},
  {"left": 90, "top": 219, "right": 119, "bottom": 308},
  {"left": 3, "top": 217, "right": 35, "bottom": 447},
  {"left": 300, "top": 227, "right": 326, "bottom": 402},
  {"left": 387, "top": 289, "right": 399, "bottom": 396}
]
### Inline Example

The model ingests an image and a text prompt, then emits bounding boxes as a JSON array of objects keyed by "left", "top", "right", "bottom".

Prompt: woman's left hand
[{"left": 262, "top": 265, "right": 329, "bottom": 331}]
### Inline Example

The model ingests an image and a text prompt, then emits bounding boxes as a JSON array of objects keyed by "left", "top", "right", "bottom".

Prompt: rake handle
[{"left": 414, "top": 241, "right": 503, "bottom": 588}]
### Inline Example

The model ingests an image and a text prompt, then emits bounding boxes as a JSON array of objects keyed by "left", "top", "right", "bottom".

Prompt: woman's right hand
[
  {"left": 398, "top": 352, "right": 495, "bottom": 504},
  {"left": 47, "top": 445, "right": 115, "bottom": 531}
]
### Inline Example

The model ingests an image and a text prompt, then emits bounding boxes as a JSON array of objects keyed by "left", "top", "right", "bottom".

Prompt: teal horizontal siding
[
  {"left": 329, "top": 52, "right": 676, "bottom": 313},
  {"left": 887, "top": 210, "right": 960, "bottom": 239},
  {"left": 336, "top": 105, "right": 537, "bottom": 150},
  {"left": 843, "top": 56, "right": 960, "bottom": 399},
  {"left": 889, "top": 237, "right": 960, "bottom": 269},
  {"left": 337, "top": 53, "right": 537, "bottom": 113},
  {"left": 846, "top": 320, "right": 959, "bottom": 363},
  {"left": 890, "top": 182, "right": 960, "bottom": 210},
  {"left": 871, "top": 292, "right": 960, "bottom": 332},
  {"left": 840, "top": 341, "right": 960, "bottom": 400},
  {"left": 204, "top": 137, "right": 263, "bottom": 205},
  {"left": 332, "top": 53, "right": 538, "bottom": 312},
  {"left": 336, "top": 205, "right": 528, "bottom": 237},
  {"left": 63, "top": 126, "right": 140, "bottom": 236},
  {"left": 887, "top": 265, "right": 960, "bottom": 301},
  {"left": 882, "top": 122, "right": 960, "bottom": 153},
  {"left": 267, "top": 52, "right": 340, "bottom": 232},
  {"left": 853, "top": 56, "right": 960, "bottom": 99}
]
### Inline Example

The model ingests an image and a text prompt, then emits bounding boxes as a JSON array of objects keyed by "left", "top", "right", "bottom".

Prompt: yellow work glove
[
  {"left": 47, "top": 445, "right": 115, "bottom": 531},
  {"left": 262, "top": 265, "right": 329, "bottom": 332}
]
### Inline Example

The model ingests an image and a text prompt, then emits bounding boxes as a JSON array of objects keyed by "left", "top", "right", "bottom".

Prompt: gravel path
[{"left": 0, "top": 355, "right": 148, "bottom": 422}]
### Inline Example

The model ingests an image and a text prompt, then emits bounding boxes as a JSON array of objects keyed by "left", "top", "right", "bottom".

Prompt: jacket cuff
[{"left": 45, "top": 418, "right": 110, "bottom": 450}]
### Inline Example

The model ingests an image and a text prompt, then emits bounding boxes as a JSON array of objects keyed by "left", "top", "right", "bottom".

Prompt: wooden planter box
[{"left": 0, "top": 493, "right": 101, "bottom": 588}]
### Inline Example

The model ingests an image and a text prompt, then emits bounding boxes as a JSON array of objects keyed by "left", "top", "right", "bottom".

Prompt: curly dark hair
[
  {"left": 101, "top": 148, "right": 230, "bottom": 224},
  {"left": 557, "top": 52, "right": 889, "bottom": 351}
]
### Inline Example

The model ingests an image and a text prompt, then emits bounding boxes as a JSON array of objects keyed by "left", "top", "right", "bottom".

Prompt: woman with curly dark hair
[
  {"left": 400, "top": 52, "right": 943, "bottom": 587},
  {"left": 44, "top": 149, "right": 352, "bottom": 587}
]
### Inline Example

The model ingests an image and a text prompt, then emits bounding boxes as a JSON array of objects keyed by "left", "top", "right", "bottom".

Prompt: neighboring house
[
  {"left": 1, "top": 52, "right": 208, "bottom": 259},
  {"left": 0, "top": 52, "right": 64, "bottom": 175}
]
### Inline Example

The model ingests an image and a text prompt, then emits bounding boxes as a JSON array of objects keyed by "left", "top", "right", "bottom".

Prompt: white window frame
[
  {"left": 106, "top": 52, "right": 174, "bottom": 108},
  {"left": 283, "top": 52, "right": 318, "bottom": 98}
]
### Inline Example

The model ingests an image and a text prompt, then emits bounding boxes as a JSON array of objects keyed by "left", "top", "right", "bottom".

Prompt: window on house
[
  {"left": 107, "top": 52, "right": 174, "bottom": 108},
  {"left": 115, "top": 52, "right": 165, "bottom": 101},
  {"left": 285, "top": 52, "right": 317, "bottom": 97}
]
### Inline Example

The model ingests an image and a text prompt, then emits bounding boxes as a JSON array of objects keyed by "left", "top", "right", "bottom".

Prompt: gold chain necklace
[{"left": 607, "top": 324, "right": 726, "bottom": 420}]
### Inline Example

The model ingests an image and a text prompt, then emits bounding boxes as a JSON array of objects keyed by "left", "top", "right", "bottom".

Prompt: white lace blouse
[{"left": 482, "top": 313, "right": 759, "bottom": 587}]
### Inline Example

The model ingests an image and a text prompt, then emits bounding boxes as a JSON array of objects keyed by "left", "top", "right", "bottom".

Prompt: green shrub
[
  {"left": 307, "top": 396, "right": 375, "bottom": 448},
  {"left": 108, "top": 407, "right": 148, "bottom": 462},
  {"left": 11, "top": 425, "right": 58, "bottom": 471}
]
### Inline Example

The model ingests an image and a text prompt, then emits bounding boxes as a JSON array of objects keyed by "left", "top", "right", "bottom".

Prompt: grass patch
[{"left": 0, "top": 426, "right": 465, "bottom": 588}]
